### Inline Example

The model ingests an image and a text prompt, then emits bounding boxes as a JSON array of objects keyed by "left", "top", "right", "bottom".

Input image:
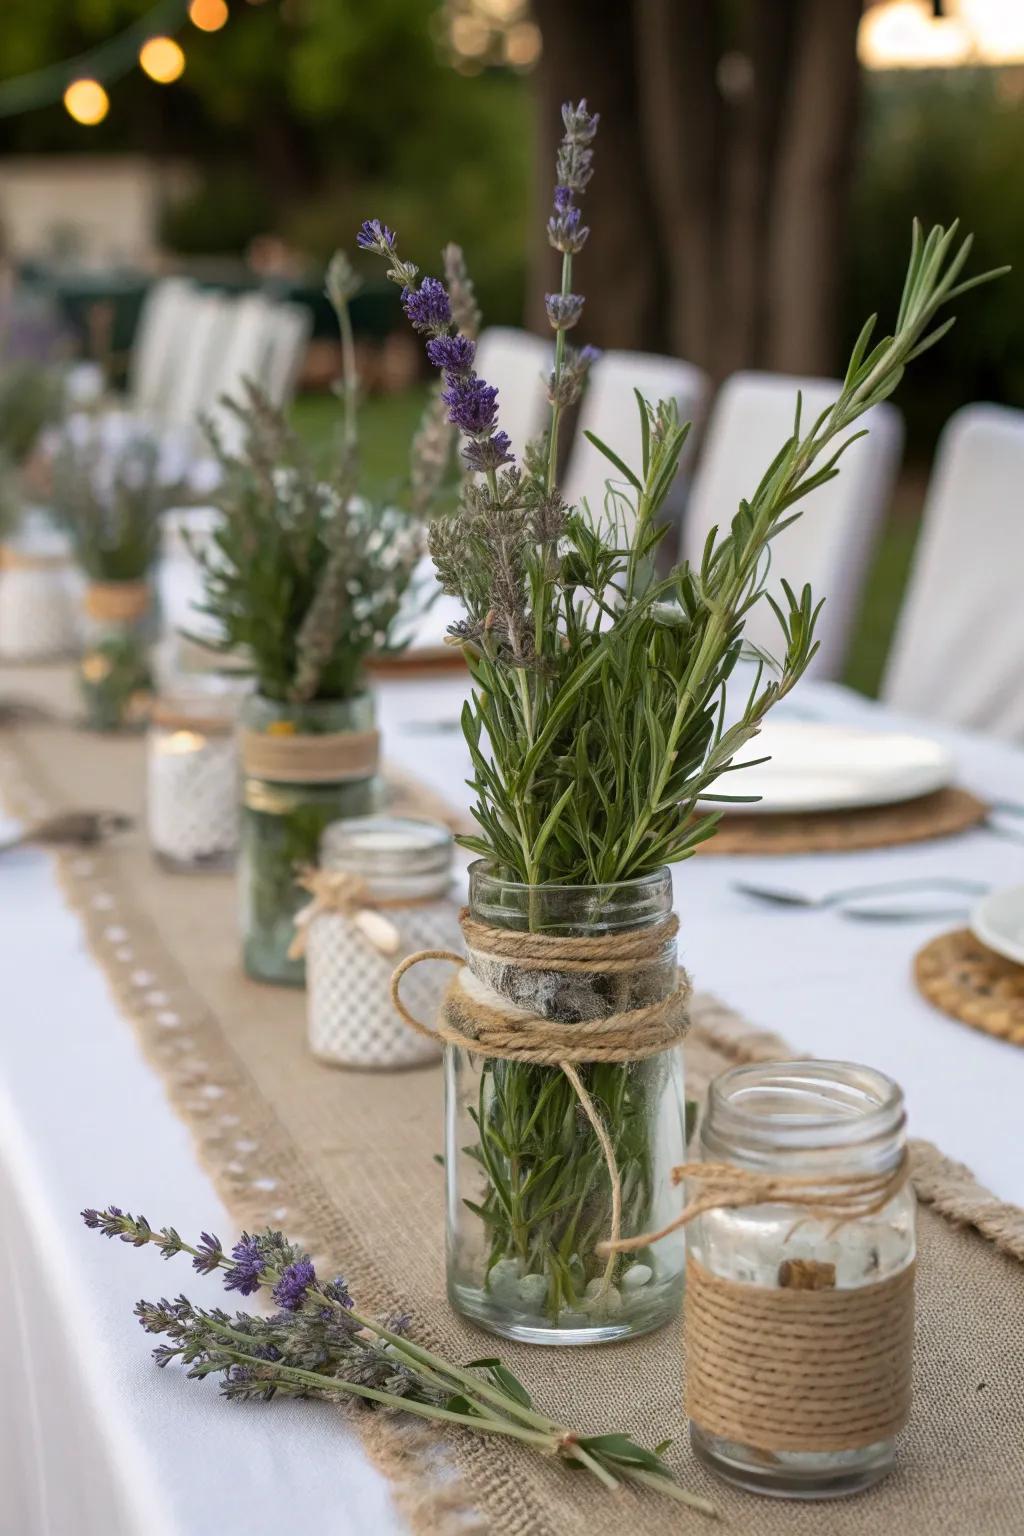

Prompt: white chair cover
[
  {"left": 162, "top": 292, "right": 238, "bottom": 435},
  {"left": 882, "top": 403, "right": 1024, "bottom": 740},
  {"left": 473, "top": 326, "right": 551, "bottom": 462},
  {"left": 562, "top": 350, "right": 708, "bottom": 533},
  {"left": 127, "top": 277, "right": 197, "bottom": 416},
  {"left": 262, "top": 301, "right": 312, "bottom": 409},
  {"left": 681, "top": 371, "right": 903, "bottom": 680}
]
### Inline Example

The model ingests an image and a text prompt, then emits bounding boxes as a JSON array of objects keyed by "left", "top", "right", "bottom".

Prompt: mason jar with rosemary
[
  {"left": 684, "top": 1060, "right": 915, "bottom": 1498},
  {"left": 238, "top": 691, "right": 381, "bottom": 985},
  {"left": 441, "top": 863, "right": 688, "bottom": 1346},
  {"left": 79, "top": 579, "right": 155, "bottom": 731}
]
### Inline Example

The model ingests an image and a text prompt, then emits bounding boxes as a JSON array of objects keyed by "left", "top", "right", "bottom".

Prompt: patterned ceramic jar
[
  {"left": 306, "top": 816, "right": 460, "bottom": 1069},
  {"left": 0, "top": 517, "right": 78, "bottom": 661}
]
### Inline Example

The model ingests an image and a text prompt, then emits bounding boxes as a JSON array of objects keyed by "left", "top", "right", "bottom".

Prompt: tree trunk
[
  {"left": 763, "top": 0, "right": 864, "bottom": 374},
  {"left": 634, "top": 0, "right": 723, "bottom": 374},
  {"left": 529, "top": 0, "right": 663, "bottom": 350}
]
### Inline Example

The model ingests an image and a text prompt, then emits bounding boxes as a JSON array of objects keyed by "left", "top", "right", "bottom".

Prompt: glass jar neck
[
  {"left": 468, "top": 862, "right": 673, "bottom": 937},
  {"left": 701, "top": 1061, "right": 906, "bottom": 1176},
  {"left": 322, "top": 815, "right": 453, "bottom": 901}
]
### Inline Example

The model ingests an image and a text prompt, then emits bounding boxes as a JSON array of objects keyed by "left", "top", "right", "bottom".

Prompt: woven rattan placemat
[
  {"left": 915, "top": 927, "right": 1024, "bottom": 1047},
  {"left": 699, "top": 786, "right": 987, "bottom": 857}
]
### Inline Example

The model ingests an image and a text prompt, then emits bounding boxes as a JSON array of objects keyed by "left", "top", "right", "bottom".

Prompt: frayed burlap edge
[{"left": 2, "top": 730, "right": 1023, "bottom": 1536}]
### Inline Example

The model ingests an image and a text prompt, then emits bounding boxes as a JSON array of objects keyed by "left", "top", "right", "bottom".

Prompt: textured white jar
[
  {"left": 146, "top": 692, "right": 240, "bottom": 871},
  {"left": 0, "top": 518, "right": 78, "bottom": 661},
  {"left": 307, "top": 816, "right": 460, "bottom": 1069}
]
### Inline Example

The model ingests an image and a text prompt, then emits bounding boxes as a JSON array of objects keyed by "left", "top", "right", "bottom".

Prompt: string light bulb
[
  {"left": 139, "top": 36, "right": 186, "bottom": 83},
  {"left": 189, "top": 0, "right": 229, "bottom": 31},
  {"left": 63, "top": 79, "right": 110, "bottom": 125}
]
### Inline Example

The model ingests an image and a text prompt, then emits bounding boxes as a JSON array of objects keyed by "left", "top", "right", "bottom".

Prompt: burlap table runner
[{"left": 2, "top": 663, "right": 1023, "bottom": 1536}]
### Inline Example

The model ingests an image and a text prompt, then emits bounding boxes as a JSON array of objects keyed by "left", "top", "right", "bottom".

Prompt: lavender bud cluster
[{"left": 357, "top": 221, "right": 513, "bottom": 476}]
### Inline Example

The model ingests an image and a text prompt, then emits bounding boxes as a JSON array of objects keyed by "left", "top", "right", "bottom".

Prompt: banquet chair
[
  {"left": 882, "top": 403, "right": 1024, "bottom": 740},
  {"left": 127, "top": 277, "right": 198, "bottom": 416},
  {"left": 263, "top": 301, "right": 313, "bottom": 408},
  {"left": 562, "top": 349, "right": 709, "bottom": 533},
  {"left": 162, "top": 291, "right": 240, "bottom": 438},
  {"left": 203, "top": 292, "right": 280, "bottom": 451},
  {"left": 473, "top": 326, "right": 551, "bottom": 459},
  {"left": 680, "top": 371, "right": 903, "bottom": 681}
]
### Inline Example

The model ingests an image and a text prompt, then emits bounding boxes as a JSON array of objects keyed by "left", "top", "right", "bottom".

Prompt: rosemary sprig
[{"left": 82, "top": 1207, "right": 716, "bottom": 1516}]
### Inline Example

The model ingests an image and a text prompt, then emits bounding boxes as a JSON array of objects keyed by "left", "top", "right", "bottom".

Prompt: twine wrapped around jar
[
  {"left": 239, "top": 727, "right": 380, "bottom": 784},
  {"left": 596, "top": 1149, "right": 915, "bottom": 1456},
  {"left": 392, "top": 908, "right": 692, "bottom": 1287},
  {"left": 84, "top": 580, "right": 151, "bottom": 626}
]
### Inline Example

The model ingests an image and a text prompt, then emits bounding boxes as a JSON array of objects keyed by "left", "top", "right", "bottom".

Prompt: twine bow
[
  {"left": 390, "top": 911, "right": 691, "bottom": 1298},
  {"left": 288, "top": 867, "right": 402, "bottom": 960},
  {"left": 596, "top": 1150, "right": 911, "bottom": 1256}
]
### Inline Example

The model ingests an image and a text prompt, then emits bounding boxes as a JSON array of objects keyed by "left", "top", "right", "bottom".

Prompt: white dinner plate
[
  {"left": 971, "top": 885, "right": 1024, "bottom": 968},
  {"left": 700, "top": 721, "right": 955, "bottom": 815}
]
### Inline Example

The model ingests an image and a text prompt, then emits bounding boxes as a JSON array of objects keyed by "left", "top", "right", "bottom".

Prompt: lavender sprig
[
  {"left": 543, "top": 99, "right": 600, "bottom": 492},
  {"left": 82, "top": 1206, "right": 715, "bottom": 1515},
  {"left": 358, "top": 226, "right": 513, "bottom": 481}
]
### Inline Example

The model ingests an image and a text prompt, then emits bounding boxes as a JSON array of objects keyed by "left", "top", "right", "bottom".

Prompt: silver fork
[{"left": 733, "top": 875, "right": 989, "bottom": 922}]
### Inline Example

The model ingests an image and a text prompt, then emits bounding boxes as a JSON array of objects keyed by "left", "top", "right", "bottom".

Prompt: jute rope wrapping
[
  {"left": 685, "top": 1257, "right": 915, "bottom": 1452},
  {"left": 596, "top": 1151, "right": 915, "bottom": 1454},
  {"left": 84, "top": 580, "right": 151, "bottom": 625},
  {"left": 391, "top": 911, "right": 691, "bottom": 1282},
  {"left": 0, "top": 547, "right": 70, "bottom": 572},
  {"left": 239, "top": 726, "right": 380, "bottom": 784}
]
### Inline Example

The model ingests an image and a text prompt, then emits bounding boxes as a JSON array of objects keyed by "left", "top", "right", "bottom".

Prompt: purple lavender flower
[
  {"left": 562, "top": 99, "right": 600, "bottom": 144},
  {"left": 322, "top": 1276, "right": 354, "bottom": 1308},
  {"left": 425, "top": 334, "right": 476, "bottom": 374},
  {"left": 402, "top": 277, "right": 452, "bottom": 336},
  {"left": 356, "top": 219, "right": 396, "bottom": 253},
  {"left": 192, "top": 1232, "right": 223, "bottom": 1276},
  {"left": 547, "top": 205, "right": 589, "bottom": 256},
  {"left": 545, "top": 293, "right": 585, "bottom": 332},
  {"left": 462, "top": 431, "right": 514, "bottom": 473},
  {"left": 223, "top": 1234, "right": 266, "bottom": 1297},
  {"left": 553, "top": 185, "right": 573, "bottom": 213},
  {"left": 272, "top": 1259, "right": 317, "bottom": 1312},
  {"left": 442, "top": 375, "right": 500, "bottom": 435}
]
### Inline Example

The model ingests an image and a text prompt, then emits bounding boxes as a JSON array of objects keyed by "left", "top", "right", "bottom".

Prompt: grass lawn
[{"left": 291, "top": 388, "right": 923, "bottom": 701}]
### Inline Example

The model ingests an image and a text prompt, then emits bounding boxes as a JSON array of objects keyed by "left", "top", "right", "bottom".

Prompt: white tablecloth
[{"left": 3, "top": 676, "right": 1024, "bottom": 1535}]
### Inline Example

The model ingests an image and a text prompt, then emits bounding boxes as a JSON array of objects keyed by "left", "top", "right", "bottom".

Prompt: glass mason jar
[
  {"left": 686, "top": 1060, "right": 916, "bottom": 1499},
  {"left": 0, "top": 517, "right": 78, "bottom": 662},
  {"left": 147, "top": 688, "right": 242, "bottom": 873},
  {"left": 79, "top": 581, "right": 154, "bottom": 731},
  {"left": 238, "top": 692, "right": 381, "bottom": 986},
  {"left": 307, "top": 815, "right": 461, "bottom": 1069},
  {"left": 445, "top": 863, "right": 688, "bottom": 1346}
]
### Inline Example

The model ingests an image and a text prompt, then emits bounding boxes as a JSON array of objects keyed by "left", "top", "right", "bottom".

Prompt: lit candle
[{"left": 147, "top": 701, "right": 239, "bottom": 871}]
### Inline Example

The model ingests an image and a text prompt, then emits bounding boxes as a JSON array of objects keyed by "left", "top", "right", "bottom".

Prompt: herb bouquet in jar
[
  {"left": 371, "top": 100, "right": 1003, "bottom": 1344},
  {"left": 190, "top": 258, "right": 423, "bottom": 986},
  {"left": 53, "top": 418, "right": 172, "bottom": 729}
]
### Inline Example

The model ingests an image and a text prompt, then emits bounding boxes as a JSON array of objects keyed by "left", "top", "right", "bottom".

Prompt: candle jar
[
  {"left": 445, "top": 864, "right": 687, "bottom": 1345},
  {"left": 0, "top": 520, "right": 78, "bottom": 661},
  {"left": 147, "top": 692, "right": 241, "bottom": 872},
  {"left": 686, "top": 1061, "right": 916, "bottom": 1499},
  {"left": 306, "top": 816, "right": 460, "bottom": 1069},
  {"left": 79, "top": 581, "right": 154, "bottom": 731},
  {"left": 239, "top": 692, "right": 381, "bottom": 986}
]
